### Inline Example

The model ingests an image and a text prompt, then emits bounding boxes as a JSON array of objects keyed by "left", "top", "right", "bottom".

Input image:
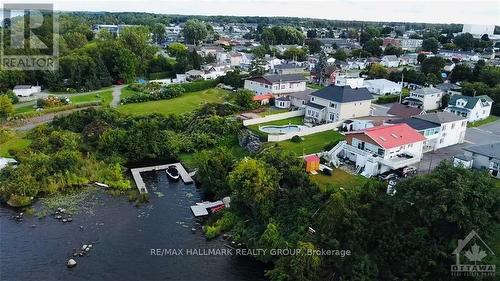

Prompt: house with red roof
[{"left": 335, "top": 124, "right": 426, "bottom": 177}]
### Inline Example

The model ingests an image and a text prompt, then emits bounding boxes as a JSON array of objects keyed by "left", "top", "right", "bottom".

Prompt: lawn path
[{"left": 111, "top": 85, "right": 127, "bottom": 108}]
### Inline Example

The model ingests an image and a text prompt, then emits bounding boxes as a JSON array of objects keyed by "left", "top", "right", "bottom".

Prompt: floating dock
[
  {"left": 190, "top": 201, "right": 224, "bottom": 217},
  {"left": 190, "top": 197, "right": 231, "bottom": 217},
  {"left": 131, "top": 163, "right": 193, "bottom": 194}
]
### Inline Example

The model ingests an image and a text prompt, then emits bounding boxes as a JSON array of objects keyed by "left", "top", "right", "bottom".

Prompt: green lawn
[
  {"left": 69, "top": 90, "right": 113, "bottom": 105},
  {"left": 247, "top": 116, "right": 304, "bottom": 139},
  {"left": 257, "top": 107, "right": 290, "bottom": 117},
  {"left": 15, "top": 104, "right": 36, "bottom": 114},
  {"left": 310, "top": 168, "right": 367, "bottom": 192},
  {"left": 0, "top": 132, "right": 31, "bottom": 157},
  {"left": 306, "top": 83, "right": 325, "bottom": 90},
  {"left": 117, "top": 88, "right": 227, "bottom": 115},
  {"left": 273, "top": 130, "right": 344, "bottom": 155},
  {"left": 468, "top": 116, "right": 499, "bottom": 128}
]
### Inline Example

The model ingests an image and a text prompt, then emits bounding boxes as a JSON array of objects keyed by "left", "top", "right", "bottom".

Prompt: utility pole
[{"left": 399, "top": 72, "right": 404, "bottom": 103}]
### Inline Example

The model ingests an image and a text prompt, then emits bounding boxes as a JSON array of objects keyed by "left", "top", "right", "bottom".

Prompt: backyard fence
[
  {"left": 242, "top": 109, "right": 305, "bottom": 126},
  {"left": 267, "top": 121, "right": 342, "bottom": 142}
]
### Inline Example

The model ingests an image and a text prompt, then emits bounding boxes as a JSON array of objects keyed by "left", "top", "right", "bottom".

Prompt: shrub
[
  {"left": 177, "top": 79, "right": 219, "bottom": 92},
  {"left": 291, "top": 135, "right": 303, "bottom": 143},
  {"left": 323, "top": 139, "right": 341, "bottom": 151}
]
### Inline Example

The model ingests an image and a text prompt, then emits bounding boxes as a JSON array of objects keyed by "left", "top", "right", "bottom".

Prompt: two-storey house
[
  {"left": 244, "top": 74, "right": 307, "bottom": 96},
  {"left": 304, "top": 85, "right": 373, "bottom": 123},
  {"left": 404, "top": 86, "right": 444, "bottom": 111},
  {"left": 445, "top": 94, "right": 493, "bottom": 122}
]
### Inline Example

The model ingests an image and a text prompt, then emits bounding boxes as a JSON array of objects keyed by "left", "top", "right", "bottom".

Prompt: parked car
[
  {"left": 397, "top": 166, "right": 417, "bottom": 177},
  {"left": 378, "top": 171, "right": 398, "bottom": 181}
]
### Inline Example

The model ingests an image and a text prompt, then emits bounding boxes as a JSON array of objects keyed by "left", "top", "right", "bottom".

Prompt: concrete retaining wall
[{"left": 242, "top": 110, "right": 305, "bottom": 126}]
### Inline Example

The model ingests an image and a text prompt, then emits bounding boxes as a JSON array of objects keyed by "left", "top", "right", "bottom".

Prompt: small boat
[{"left": 166, "top": 165, "right": 180, "bottom": 181}]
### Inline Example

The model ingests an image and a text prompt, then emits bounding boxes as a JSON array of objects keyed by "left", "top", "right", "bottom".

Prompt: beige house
[{"left": 305, "top": 85, "right": 373, "bottom": 123}]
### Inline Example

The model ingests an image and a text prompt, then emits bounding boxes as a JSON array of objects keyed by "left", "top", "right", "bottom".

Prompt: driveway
[
  {"left": 417, "top": 119, "right": 500, "bottom": 174},
  {"left": 371, "top": 103, "right": 395, "bottom": 116}
]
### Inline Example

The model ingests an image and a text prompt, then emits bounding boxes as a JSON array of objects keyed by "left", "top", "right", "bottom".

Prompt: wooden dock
[{"left": 131, "top": 163, "right": 193, "bottom": 194}]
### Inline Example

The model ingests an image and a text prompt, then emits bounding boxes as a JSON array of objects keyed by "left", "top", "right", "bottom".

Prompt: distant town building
[{"left": 13, "top": 85, "right": 41, "bottom": 97}]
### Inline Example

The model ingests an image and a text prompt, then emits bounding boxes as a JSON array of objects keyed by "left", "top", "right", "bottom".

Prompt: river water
[{"left": 0, "top": 171, "right": 267, "bottom": 281}]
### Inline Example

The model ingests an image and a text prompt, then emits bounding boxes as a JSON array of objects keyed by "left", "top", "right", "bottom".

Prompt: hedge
[
  {"left": 177, "top": 79, "right": 219, "bottom": 93},
  {"left": 376, "top": 93, "right": 409, "bottom": 104}
]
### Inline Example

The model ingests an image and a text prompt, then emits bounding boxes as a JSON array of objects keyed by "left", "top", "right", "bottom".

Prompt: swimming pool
[{"left": 259, "top": 124, "right": 304, "bottom": 134}]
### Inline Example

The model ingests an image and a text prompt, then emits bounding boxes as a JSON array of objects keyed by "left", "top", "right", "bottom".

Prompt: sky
[{"left": 2, "top": 0, "right": 500, "bottom": 25}]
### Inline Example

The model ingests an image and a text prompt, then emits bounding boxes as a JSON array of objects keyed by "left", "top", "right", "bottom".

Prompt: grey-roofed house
[
  {"left": 454, "top": 142, "right": 500, "bottom": 178},
  {"left": 404, "top": 86, "right": 444, "bottom": 111},
  {"left": 275, "top": 96, "right": 291, "bottom": 109},
  {"left": 435, "top": 83, "right": 461, "bottom": 95},
  {"left": 305, "top": 85, "right": 373, "bottom": 123},
  {"left": 445, "top": 94, "right": 493, "bottom": 122},
  {"left": 285, "top": 88, "right": 315, "bottom": 108},
  {"left": 273, "top": 63, "right": 305, "bottom": 75}
]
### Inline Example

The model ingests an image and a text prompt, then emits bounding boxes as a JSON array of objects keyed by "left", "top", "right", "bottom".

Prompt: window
[
  {"left": 451, "top": 123, "right": 455, "bottom": 129},
  {"left": 329, "top": 113, "right": 335, "bottom": 121},
  {"left": 440, "top": 138, "right": 444, "bottom": 144},
  {"left": 281, "top": 85, "right": 286, "bottom": 89}
]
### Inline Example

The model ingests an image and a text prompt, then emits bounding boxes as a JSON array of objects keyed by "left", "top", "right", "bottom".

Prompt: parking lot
[{"left": 417, "top": 120, "right": 500, "bottom": 174}]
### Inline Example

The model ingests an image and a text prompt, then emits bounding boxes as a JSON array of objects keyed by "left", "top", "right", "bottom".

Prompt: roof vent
[{"left": 379, "top": 136, "right": 386, "bottom": 141}]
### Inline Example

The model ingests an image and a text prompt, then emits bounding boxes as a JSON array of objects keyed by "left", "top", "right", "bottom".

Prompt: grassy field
[
  {"left": 468, "top": 116, "right": 499, "bottom": 128},
  {"left": 117, "top": 88, "right": 227, "bottom": 115},
  {"left": 247, "top": 116, "right": 304, "bottom": 139},
  {"left": 273, "top": 130, "right": 344, "bottom": 155},
  {"left": 310, "top": 168, "right": 367, "bottom": 191},
  {"left": 15, "top": 104, "right": 36, "bottom": 114},
  {"left": 69, "top": 90, "right": 113, "bottom": 105},
  {"left": 0, "top": 132, "right": 31, "bottom": 157}
]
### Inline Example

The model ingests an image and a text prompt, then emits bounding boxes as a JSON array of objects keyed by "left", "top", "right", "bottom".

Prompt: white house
[
  {"left": 380, "top": 55, "right": 400, "bottom": 68},
  {"left": 445, "top": 94, "right": 493, "bottom": 122},
  {"left": 328, "top": 123, "right": 426, "bottom": 177},
  {"left": 363, "top": 79, "right": 402, "bottom": 96},
  {"left": 275, "top": 97, "right": 292, "bottom": 109},
  {"left": 13, "top": 85, "right": 42, "bottom": 97},
  {"left": 399, "top": 53, "right": 419, "bottom": 65},
  {"left": 454, "top": 142, "right": 500, "bottom": 178},
  {"left": 229, "top": 52, "right": 243, "bottom": 67},
  {"left": 404, "top": 87, "right": 444, "bottom": 111},
  {"left": 413, "top": 112, "right": 467, "bottom": 150},
  {"left": 388, "top": 112, "right": 467, "bottom": 152},
  {"left": 304, "top": 85, "right": 373, "bottom": 123},
  {"left": 438, "top": 50, "right": 480, "bottom": 62},
  {"left": 244, "top": 74, "right": 307, "bottom": 96},
  {"left": 334, "top": 75, "right": 365, "bottom": 89}
]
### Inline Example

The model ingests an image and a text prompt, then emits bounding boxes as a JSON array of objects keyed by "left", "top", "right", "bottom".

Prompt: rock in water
[{"left": 66, "top": 259, "right": 77, "bottom": 268}]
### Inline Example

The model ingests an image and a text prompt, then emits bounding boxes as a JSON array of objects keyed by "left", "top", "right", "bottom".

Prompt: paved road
[
  {"left": 111, "top": 85, "right": 126, "bottom": 108},
  {"left": 418, "top": 119, "right": 500, "bottom": 174}
]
